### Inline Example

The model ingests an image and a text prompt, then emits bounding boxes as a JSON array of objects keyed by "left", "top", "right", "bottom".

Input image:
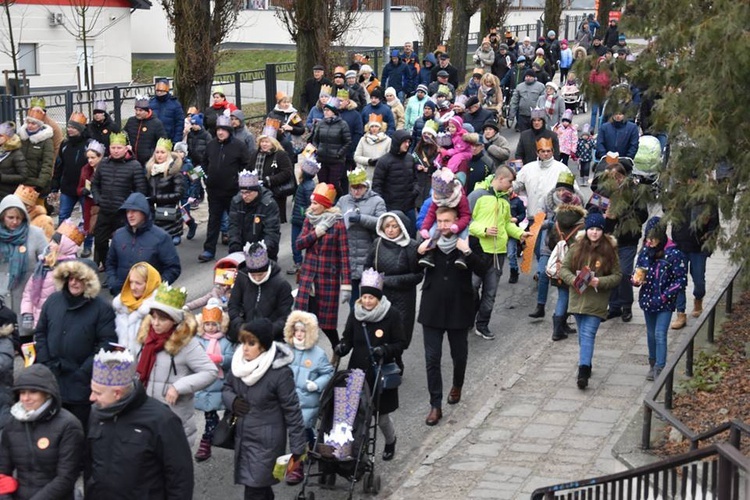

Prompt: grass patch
[{"left": 132, "top": 49, "right": 297, "bottom": 84}]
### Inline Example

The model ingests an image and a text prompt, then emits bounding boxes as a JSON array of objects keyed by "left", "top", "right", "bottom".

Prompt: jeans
[
  {"left": 422, "top": 326, "right": 468, "bottom": 409},
  {"left": 554, "top": 286, "right": 569, "bottom": 316},
  {"left": 536, "top": 254, "right": 550, "bottom": 306},
  {"left": 676, "top": 252, "right": 708, "bottom": 312},
  {"left": 472, "top": 258, "right": 504, "bottom": 329},
  {"left": 644, "top": 310, "right": 672, "bottom": 368},
  {"left": 609, "top": 245, "right": 637, "bottom": 311},
  {"left": 590, "top": 102, "right": 603, "bottom": 132},
  {"left": 204, "top": 193, "right": 233, "bottom": 255},
  {"left": 506, "top": 238, "right": 519, "bottom": 270},
  {"left": 220, "top": 210, "right": 229, "bottom": 234},
  {"left": 291, "top": 223, "right": 303, "bottom": 265},
  {"left": 574, "top": 314, "right": 602, "bottom": 367},
  {"left": 349, "top": 278, "right": 360, "bottom": 310},
  {"left": 58, "top": 193, "right": 82, "bottom": 223},
  {"left": 579, "top": 160, "right": 591, "bottom": 178},
  {"left": 403, "top": 209, "right": 417, "bottom": 238}
]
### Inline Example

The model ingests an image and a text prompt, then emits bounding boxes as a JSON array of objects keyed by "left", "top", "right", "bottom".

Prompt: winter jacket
[
  {"left": 87, "top": 114, "right": 120, "bottom": 150},
  {"left": 354, "top": 133, "right": 392, "bottom": 169},
  {"left": 123, "top": 112, "right": 167, "bottom": 166},
  {"left": 418, "top": 57, "right": 434, "bottom": 86},
  {"left": 430, "top": 63, "right": 460, "bottom": 88},
  {"left": 463, "top": 107, "right": 495, "bottom": 135},
  {"left": 301, "top": 76, "right": 332, "bottom": 113},
  {"left": 291, "top": 174, "right": 316, "bottom": 228},
  {"left": 339, "top": 107, "right": 363, "bottom": 160},
  {"left": 509, "top": 80, "right": 545, "bottom": 119},
  {"left": 515, "top": 127, "right": 561, "bottom": 165},
  {"left": 25, "top": 204, "right": 54, "bottom": 240},
  {"left": 135, "top": 314, "right": 217, "bottom": 446},
  {"left": 559, "top": 47, "right": 573, "bottom": 69},
  {"left": 671, "top": 204, "right": 719, "bottom": 255},
  {"left": 204, "top": 135, "right": 251, "bottom": 198},
  {"left": 35, "top": 260, "right": 118, "bottom": 404},
  {"left": 555, "top": 122, "right": 579, "bottom": 156},
  {"left": 514, "top": 158, "right": 575, "bottom": 216},
  {"left": 474, "top": 45, "right": 496, "bottom": 69},
  {"left": 105, "top": 193, "right": 181, "bottom": 293},
  {"left": 636, "top": 242, "right": 688, "bottom": 313},
  {"left": 576, "top": 137, "right": 596, "bottom": 163},
  {"left": 0, "top": 135, "right": 28, "bottom": 199},
  {"left": 381, "top": 60, "right": 408, "bottom": 95},
  {"left": 186, "top": 127, "right": 212, "bottom": 167},
  {"left": 149, "top": 93, "right": 185, "bottom": 144},
  {"left": 518, "top": 42, "right": 536, "bottom": 60},
  {"left": 347, "top": 83, "right": 368, "bottom": 111},
  {"left": 536, "top": 92, "right": 566, "bottom": 128},
  {"left": 484, "top": 132, "right": 512, "bottom": 165},
  {"left": 596, "top": 119, "right": 640, "bottom": 159},
  {"left": 53, "top": 134, "right": 89, "bottom": 197},
  {"left": 361, "top": 102, "right": 396, "bottom": 138},
  {"left": 228, "top": 262, "right": 293, "bottom": 342},
  {"left": 266, "top": 105, "right": 303, "bottom": 141},
  {"left": 372, "top": 130, "right": 419, "bottom": 213},
  {"left": 283, "top": 311, "right": 334, "bottom": 429},
  {"left": 203, "top": 101, "right": 238, "bottom": 138},
  {"left": 18, "top": 124, "right": 54, "bottom": 193},
  {"left": 0, "top": 364, "right": 84, "bottom": 500},
  {"left": 252, "top": 148, "right": 293, "bottom": 196},
  {"left": 91, "top": 154, "right": 148, "bottom": 214},
  {"left": 146, "top": 152, "right": 185, "bottom": 238},
  {"left": 604, "top": 25, "right": 620, "bottom": 48},
  {"left": 335, "top": 184, "right": 387, "bottom": 280},
  {"left": 86, "top": 380, "right": 194, "bottom": 499},
  {"left": 404, "top": 95, "right": 428, "bottom": 132},
  {"left": 222, "top": 343, "right": 307, "bottom": 488},
  {"left": 112, "top": 290, "right": 157, "bottom": 358},
  {"left": 387, "top": 99, "right": 405, "bottom": 130},
  {"left": 0, "top": 325, "right": 13, "bottom": 430},
  {"left": 227, "top": 187, "right": 281, "bottom": 258},
  {"left": 194, "top": 326, "right": 234, "bottom": 413},
  {"left": 306, "top": 104, "right": 326, "bottom": 132},
  {"left": 469, "top": 187, "right": 525, "bottom": 254},
  {"left": 311, "top": 115, "right": 351, "bottom": 163}
]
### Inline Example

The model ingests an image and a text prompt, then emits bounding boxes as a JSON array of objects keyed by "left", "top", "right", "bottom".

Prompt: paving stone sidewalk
[{"left": 387, "top": 250, "right": 735, "bottom": 500}]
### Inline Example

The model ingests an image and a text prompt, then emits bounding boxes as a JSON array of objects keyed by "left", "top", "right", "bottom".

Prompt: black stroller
[{"left": 295, "top": 360, "right": 388, "bottom": 500}]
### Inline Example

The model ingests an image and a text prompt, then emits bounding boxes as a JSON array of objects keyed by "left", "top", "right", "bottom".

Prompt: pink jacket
[
  {"left": 21, "top": 236, "right": 79, "bottom": 325},
  {"left": 555, "top": 123, "right": 579, "bottom": 156}
]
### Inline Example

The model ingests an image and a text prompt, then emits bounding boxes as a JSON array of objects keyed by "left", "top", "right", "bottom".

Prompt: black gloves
[
  {"left": 368, "top": 158, "right": 377, "bottom": 166},
  {"left": 80, "top": 188, "right": 91, "bottom": 197},
  {"left": 232, "top": 397, "right": 250, "bottom": 417},
  {"left": 334, "top": 343, "right": 350, "bottom": 356},
  {"left": 373, "top": 346, "right": 386, "bottom": 360}
]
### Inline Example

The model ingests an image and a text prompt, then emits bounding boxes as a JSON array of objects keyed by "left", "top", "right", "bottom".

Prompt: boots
[
  {"left": 552, "top": 316, "right": 568, "bottom": 341},
  {"left": 671, "top": 312, "right": 687, "bottom": 330},
  {"left": 186, "top": 219, "right": 198, "bottom": 240},
  {"left": 691, "top": 298, "right": 703, "bottom": 318},
  {"left": 508, "top": 268, "right": 519, "bottom": 284},
  {"left": 646, "top": 358, "right": 656, "bottom": 381},
  {"left": 194, "top": 438, "right": 212, "bottom": 462},
  {"left": 577, "top": 365, "right": 591, "bottom": 389},
  {"left": 528, "top": 303, "right": 545, "bottom": 319},
  {"left": 562, "top": 314, "right": 576, "bottom": 334}
]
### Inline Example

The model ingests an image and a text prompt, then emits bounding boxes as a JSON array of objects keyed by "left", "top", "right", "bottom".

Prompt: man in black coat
[
  {"left": 430, "top": 53, "right": 460, "bottom": 88},
  {"left": 463, "top": 96, "right": 496, "bottom": 134},
  {"left": 86, "top": 350, "right": 194, "bottom": 499},
  {"left": 417, "top": 206, "right": 489, "bottom": 426},
  {"left": 372, "top": 130, "right": 420, "bottom": 233},
  {"left": 123, "top": 98, "right": 167, "bottom": 167},
  {"left": 228, "top": 176, "right": 281, "bottom": 260},
  {"left": 199, "top": 115, "right": 251, "bottom": 262},
  {"left": 301, "top": 65, "right": 332, "bottom": 113},
  {"left": 87, "top": 100, "right": 121, "bottom": 151}
]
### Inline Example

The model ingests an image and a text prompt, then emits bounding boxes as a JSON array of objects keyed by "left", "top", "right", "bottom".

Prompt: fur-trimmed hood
[
  {"left": 1, "top": 134, "right": 22, "bottom": 151},
  {"left": 136, "top": 312, "right": 198, "bottom": 356},
  {"left": 555, "top": 203, "right": 586, "bottom": 231},
  {"left": 283, "top": 310, "right": 319, "bottom": 349},
  {"left": 145, "top": 151, "right": 183, "bottom": 178},
  {"left": 17, "top": 123, "right": 54, "bottom": 144},
  {"left": 272, "top": 341, "right": 295, "bottom": 369},
  {"left": 52, "top": 260, "right": 101, "bottom": 298}
]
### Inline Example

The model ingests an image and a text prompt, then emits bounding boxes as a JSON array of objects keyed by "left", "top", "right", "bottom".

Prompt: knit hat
[
  {"left": 422, "top": 119, "right": 439, "bottom": 136},
  {"left": 555, "top": 171, "right": 575, "bottom": 191},
  {"left": 92, "top": 349, "right": 136, "bottom": 387},
  {"left": 464, "top": 132, "right": 481, "bottom": 145},
  {"left": 585, "top": 213, "right": 606, "bottom": 230},
  {"left": 87, "top": 140, "right": 106, "bottom": 156},
  {"left": 448, "top": 115, "right": 464, "bottom": 130},
  {"left": 463, "top": 123, "right": 475, "bottom": 134},
  {"left": 360, "top": 64, "right": 373, "bottom": 74},
  {"left": 545, "top": 81, "right": 559, "bottom": 92},
  {"left": 548, "top": 30, "right": 556, "bottom": 37},
  {"left": 147, "top": 282, "right": 188, "bottom": 323},
  {"left": 319, "top": 84, "right": 333, "bottom": 98},
  {"left": 345, "top": 70, "right": 357, "bottom": 79},
  {"left": 189, "top": 113, "right": 204, "bottom": 127},
  {"left": 214, "top": 268, "right": 237, "bottom": 286},
  {"left": 300, "top": 155, "right": 321, "bottom": 177},
  {"left": 243, "top": 241, "right": 269, "bottom": 272},
  {"left": 561, "top": 109, "right": 574, "bottom": 123},
  {"left": 524, "top": 69, "right": 536, "bottom": 78},
  {"left": 536, "top": 137, "right": 553, "bottom": 151},
  {"left": 13, "top": 185, "right": 38, "bottom": 206},
  {"left": 55, "top": 219, "right": 86, "bottom": 246},
  {"left": 311, "top": 183, "right": 336, "bottom": 208},
  {"left": 109, "top": 132, "right": 128, "bottom": 146},
  {"left": 134, "top": 97, "right": 150, "bottom": 109},
  {"left": 384, "top": 87, "right": 397, "bottom": 97},
  {"left": 530, "top": 107, "right": 546, "bottom": 120},
  {"left": 498, "top": 43, "right": 509, "bottom": 50},
  {"left": 416, "top": 84, "right": 428, "bottom": 93},
  {"left": 173, "top": 141, "right": 188, "bottom": 155},
  {"left": 645, "top": 216, "right": 667, "bottom": 243},
  {"left": 243, "top": 318, "right": 274, "bottom": 350},
  {"left": 359, "top": 268, "right": 384, "bottom": 300},
  {"left": 212, "top": 86, "right": 226, "bottom": 98},
  {"left": 369, "top": 87, "right": 384, "bottom": 100},
  {"left": 483, "top": 119, "right": 499, "bottom": 132},
  {"left": 431, "top": 168, "right": 458, "bottom": 199},
  {"left": 93, "top": 100, "right": 108, "bottom": 113},
  {"left": 156, "top": 137, "right": 172, "bottom": 152},
  {"left": 0, "top": 121, "right": 15, "bottom": 137},
  {"left": 25, "top": 108, "right": 45, "bottom": 126},
  {"left": 347, "top": 166, "right": 368, "bottom": 186},
  {"left": 619, "top": 34, "right": 626, "bottom": 41},
  {"left": 238, "top": 169, "right": 260, "bottom": 190}
]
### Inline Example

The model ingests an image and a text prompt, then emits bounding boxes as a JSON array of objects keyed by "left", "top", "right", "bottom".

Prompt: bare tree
[
  {"left": 413, "top": 0, "right": 448, "bottom": 55},
  {"left": 0, "top": 0, "right": 22, "bottom": 91},
  {"left": 480, "top": 0, "right": 512, "bottom": 37},
  {"left": 276, "top": 0, "right": 361, "bottom": 109},
  {"left": 543, "top": 0, "right": 563, "bottom": 38},
  {"left": 161, "top": 0, "right": 243, "bottom": 109},
  {"left": 55, "top": 0, "right": 111, "bottom": 90},
  {"left": 448, "top": 0, "right": 481, "bottom": 80}
]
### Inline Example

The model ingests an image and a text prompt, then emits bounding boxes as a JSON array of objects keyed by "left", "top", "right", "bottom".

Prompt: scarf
[
  {"left": 354, "top": 295, "right": 391, "bottom": 323},
  {"left": 381, "top": 231, "right": 409, "bottom": 248},
  {"left": 151, "top": 160, "right": 170, "bottom": 176},
  {"left": 539, "top": 157, "right": 555, "bottom": 169},
  {"left": 120, "top": 263, "right": 161, "bottom": 312},
  {"left": 254, "top": 151, "right": 268, "bottom": 172},
  {"left": 136, "top": 326, "right": 171, "bottom": 386},
  {"left": 0, "top": 221, "right": 30, "bottom": 291},
  {"left": 306, "top": 210, "right": 343, "bottom": 227},
  {"left": 437, "top": 233, "right": 459, "bottom": 255},
  {"left": 293, "top": 338, "right": 306, "bottom": 350},
  {"left": 248, "top": 267, "right": 271, "bottom": 285},
  {"left": 91, "top": 381, "right": 139, "bottom": 420},
  {"left": 231, "top": 341, "right": 276, "bottom": 386},
  {"left": 545, "top": 94, "right": 558, "bottom": 116},
  {"left": 10, "top": 398, "right": 53, "bottom": 422},
  {"left": 202, "top": 331, "right": 225, "bottom": 378}
]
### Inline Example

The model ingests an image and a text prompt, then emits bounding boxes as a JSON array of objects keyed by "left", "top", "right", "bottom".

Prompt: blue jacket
[
  {"left": 105, "top": 193, "right": 182, "bottom": 293},
  {"left": 361, "top": 102, "right": 396, "bottom": 137},
  {"left": 340, "top": 108, "right": 364, "bottom": 160},
  {"left": 381, "top": 60, "right": 408, "bottom": 95},
  {"left": 149, "top": 93, "right": 185, "bottom": 144},
  {"left": 596, "top": 119, "right": 639, "bottom": 159},
  {"left": 636, "top": 242, "right": 688, "bottom": 313},
  {"left": 419, "top": 54, "right": 437, "bottom": 87},
  {"left": 291, "top": 174, "right": 316, "bottom": 227},
  {"left": 194, "top": 335, "right": 234, "bottom": 412}
]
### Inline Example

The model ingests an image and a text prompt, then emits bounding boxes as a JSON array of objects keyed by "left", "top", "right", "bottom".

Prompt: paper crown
[
  {"left": 260, "top": 125, "right": 277, "bottom": 139},
  {"left": 265, "top": 117, "right": 281, "bottom": 129},
  {"left": 93, "top": 100, "right": 108, "bottom": 112},
  {"left": 69, "top": 111, "right": 87, "bottom": 126},
  {"left": 437, "top": 84, "right": 451, "bottom": 96},
  {"left": 333, "top": 66, "right": 346, "bottom": 77},
  {"left": 366, "top": 113, "right": 384, "bottom": 131},
  {"left": 29, "top": 96, "right": 46, "bottom": 109},
  {"left": 454, "top": 95, "right": 468, "bottom": 108},
  {"left": 26, "top": 108, "right": 45, "bottom": 124},
  {"left": 134, "top": 96, "right": 150, "bottom": 109},
  {"left": 300, "top": 155, "right": 321, "bottom": 177},
  {"left": 153, "top": 282, "right": 188, "bottom": 310},
  {"left": 109, "top": 132, "right": 128, "bottom": 146},
  {"left": 556, "top": 171, "right": 576, "bottom": 190},
  {"left": 347, "top": 167, "right": 367, "bottom": 186},
  {"left": 336, "top": 88, "right": 350, "bottom": 100},
  {"left": 325, "top": 97, "right": 340, "bottom": 110},
  {"left": 216, "top": 114, "right": 232, "bottom": 130},
  {"left": 238, "top": 169, "right": 260, "bottom": 189},
  {"left": 319, "top": 85, "right": 333, "bottom": 97},
  {"left": 535, "top": 137, "right": 553, "bottom": 151},
  {"left": 360, "top": 267, "right": 384, "bottom": 291},
  {"left": 156, "top": 137, "right": 173, "bottom": 152},
  {"left": 431, "top": 168, "right": 457, "bottom": 198},
  {"left": 55, "top": 219, "right": 86, "bottom": 246},
  {"left": 201, "top": 302, "right": 223, "bottom": 324},
  {"left": 276, "top": 91, "right": 288, "bottom": 102},
  {"left": 243, "top": 241, "right": 269, "bottom": 272},
  {"left": 422, "top": 119, "right": 439, "bottom": 136},
  {"left": 155, "top": 80, "right": 170, "bottom": 91},
  {"left": 13, "top": 185, "right": 38, "bottom": 206},
  {"left": 92, "top": 349, "right": 136, "bottom": 387},
  {"left": 0, "top": 122, "right": 16, "bottom": 137},
  {"left": 311, "top": 183, "right": 336, "bottom": 208},
  {"left": 530, "top": 107, "right": 546, "bottom": 120},
  {"left": 214, "top": 268, "right": 237, "bottom": 286},
  {"left": 605, "top": 151, "right": 620, "bottom": 164},
  {"left": 87, "top": 140, "right": 105, "bottom": 156}
]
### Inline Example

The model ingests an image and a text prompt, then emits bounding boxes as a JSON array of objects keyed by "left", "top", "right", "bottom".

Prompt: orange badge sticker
[
  {"left": 103, "top": 129, "right": 108, "bottom": 134},
  {"left": 304, "top": 359, "right": 312, "bottom": 368},
  {"left": 37, "top": 437, "right": 50, "bottom": 449},
  {"left": 254, "top": 216, "right": 261, "bottom": 224},
  {"left": 18, "top": 245, "right": 26, "bottom": 254},
  {"left": 142, "top": 127, "right": 148, "bottom": 132},
  {"left": 375, "top": 329, "right": 384, "bottom": 338}
]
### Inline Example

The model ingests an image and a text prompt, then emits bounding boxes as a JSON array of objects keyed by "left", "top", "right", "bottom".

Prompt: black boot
[
  {"left": 552, "top": 316, "right": 568, "bottom": 341},
  {"left": 508, "top": 268, "right": 519, "bottom": 284},
  {"left": 528, "top": 303, "right": 545, "bottom": 319},
  {"left": 577, "top": 365, "right": 591, "bottom": 389},
  {"left": 562, "top": 314, "right": 576, "bottom": 334},
  {"left": 186, "top": 219, "right": 198, "bottom": 240}
]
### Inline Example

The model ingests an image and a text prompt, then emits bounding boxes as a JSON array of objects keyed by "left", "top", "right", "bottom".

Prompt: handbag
[
  {"left": 269, "top": 158, "right": 297, "bottom": 197},
  {"left": 361, "top": 323, "right": 402, "bottom": 392},
  {"left": 211, "top": 411, "right": 237, "bottom": 449},
  {"left": 154, "top": 206, "right": 181, "bottom": 223}
]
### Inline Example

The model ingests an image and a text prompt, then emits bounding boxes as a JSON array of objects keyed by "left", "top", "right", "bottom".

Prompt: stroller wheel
[
  {"left": 319, "top": 473, "right": 335, "bottom": 489},
  {"left": 371, "top": 474, "right": 381, "bottom": 495},
  {"left": 362, "top": 472, "right": 372, "bottom": 493}
]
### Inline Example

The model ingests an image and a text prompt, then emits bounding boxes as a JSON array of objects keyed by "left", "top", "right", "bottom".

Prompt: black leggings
[{"left": 244, "top": 486, "right": 274, "bottom": 500}]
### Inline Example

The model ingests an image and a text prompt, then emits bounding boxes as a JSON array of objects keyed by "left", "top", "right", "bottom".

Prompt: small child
[
  {"left": 438, "top": 115, "right": 473, "bottom": 174},
  {"left": 289, "top": 153, "right": 321, "bottom": 275},
  {"left": 576, "top": 124, "right": 596, "bottom": 186},
  {"left": 77, "top": 140, "right": 105, "bottom": 258},
  {"left": 554, "top": 109, "right": 578, "bottom": 166},
  {"left": 184, "top": 267, "right": 236, "bottom": 312},
  {"left": 194, "top": 299, "right": 234, "bottom": 462},
  {"left": 283, "top": 310, "right": 334, "bottom": 484},
  {"left": 0, "top": 296, "right": 19, "bottom": 357},
  {"left": 173, "top": 141, "right": 199, "bottom": 240},
  {"left": 418, "top": 168, "right": 472, "bottom": 269},
  {"left": 506, "top": 188, "right": 527, "bottom": 284}
]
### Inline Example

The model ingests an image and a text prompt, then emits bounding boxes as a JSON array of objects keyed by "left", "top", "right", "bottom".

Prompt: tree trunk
[
  {"left": 479, "top": 0, "right": 501, "bottom": 36},
  {"left": 544, "top": 0, "right": 563, "bottom": 37},
  {"left": 448, "top": 0, "right": 479, "bottom": 81},
  {"left": 422, "top": 0, "right": 447, "bottom": 55},
  {"left": 290, "top": 0, "right": 329, "bottom": 110},
  {"left": 172, "top": 0, "right": 214, "bottom": 110},
  {"left": 2, "top": 0, "right": 20, "bottom": 90}
]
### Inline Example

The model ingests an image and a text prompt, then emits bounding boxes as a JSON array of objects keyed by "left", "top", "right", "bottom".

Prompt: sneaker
[
  {"left": 172, "top": 236, "right": 181, "bottom": 246},
  {"left": 286, "top": 263, "right": 301, "bottom": 275},
  {"left": 474, "top": 327, "right": 495, "bottom": 340},
  {"left": 418, "top": 253, "right": 435, "bottom": 268},
  {"left": 508, "top": 268, "right": 519, "bottom": 283},
  {"left": 454, "top": 256, "right": 468, "bottom": 269},
  {"left": 80, "top": 248, "right": 92, "bottom": 259},
  {"left": 198, "top": 251, "right": 215, "bottom": 263}
]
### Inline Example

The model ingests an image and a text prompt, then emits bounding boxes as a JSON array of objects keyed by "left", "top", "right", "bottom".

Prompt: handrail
[{"left": 641, "top": 263, "right": 743, "bottom": 450}]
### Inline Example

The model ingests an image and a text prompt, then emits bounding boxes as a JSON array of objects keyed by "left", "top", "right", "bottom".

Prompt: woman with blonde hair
[
  {"left": 477, "top": 72, "right": 503, "bottom": 119},
  {"left": 112, "top": 261, "right": 161, "bottom": 356}
]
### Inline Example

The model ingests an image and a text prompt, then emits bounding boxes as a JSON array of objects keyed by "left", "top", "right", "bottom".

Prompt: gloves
[
  {"left": 80, "top": 188, "right": 91, "bottom": 197},
  {"left": 21, "top": 314, "right": 34, "bottom": 330},
  {"left": 264, "top": 176, "right": 272, "bottom": 187},
  {"left": 420, "top": 229, "right": 431, "bottom": 240},
  {"left": 450, "top": 223, "right": 459, "bottom": 235},
  {"left": 372, "top": 346, "right": 386, "bottom": 360},
  {"left": 232, "top": 397, "right": 250, "bottom": 417},
  {"left": 305, "top": 380, "right": 318, "bottom": 392},
  {"left": 208, "top": 353, "right": 223, "bottom": 364},
  {"left": 348, "top": 213, "right": 361, "bottom": 224},
  {"left": 334, "top": 343, "right": 350, "bottom": 356},
  {"left": 314, "top": 226, "right": 327, "bottom": 238},
  {"left": 368, "top": 158, "right": 377, "bottom": 166},
  {"left": 340, "top": 289, "right": 351, "bottom": 304}
]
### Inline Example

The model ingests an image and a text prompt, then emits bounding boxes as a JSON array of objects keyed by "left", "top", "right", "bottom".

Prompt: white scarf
[
  {"left": 248, "top": 267, "right": 271, "bottom": 285},
  {"left": 151, "top": 160, "right": 170, "bottom": 176},
  {"left": 11, "top": 398, "right": 53, "bottom": 422},
  {"left": 232, "top": 341, "right": 277, "bottom": 386},
  {"left": 293, "top": 338, "right": 306, "bottom": 350}
]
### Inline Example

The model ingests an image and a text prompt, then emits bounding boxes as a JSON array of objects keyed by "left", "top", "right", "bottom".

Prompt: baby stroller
[
  {"left": 295, "top": 361, "right": 388, "bottom": 500},
  {"left": 561, "top": 81, "right": 587, "bottom": 115}
]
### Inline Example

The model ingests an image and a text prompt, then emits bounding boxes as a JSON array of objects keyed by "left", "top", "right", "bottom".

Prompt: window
[{"left": 18, "top": 43, "right": 38, "bottom": 75}]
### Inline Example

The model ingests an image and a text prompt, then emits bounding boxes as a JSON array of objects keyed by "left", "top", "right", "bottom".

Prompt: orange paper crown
[
  {"left": 311, "top": 183, "right": 336, "bottom": 209},
  {"left": 535, "top": 137, "right": 553, "bottom": 151},
  {"left": 56, "top": 219, "right": 86, "bottom": 246},
  {"left": 26, "top": 108, "right": 45, "bottom": 123},
  {"left": 276, "top": 91, "right": 288, "bottom": 102},
  {"left": 69, "top": 111, "right": 87, "bottom": 126},
  {"left": 14, "top": 184, "right": 38, "bottom": 206},
  {"left": 201, "top": 306, "right": 223, "bottom": 324}
]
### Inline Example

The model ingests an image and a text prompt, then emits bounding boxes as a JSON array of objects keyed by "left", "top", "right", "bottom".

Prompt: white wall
[{"left": 0, "top": 4, "right": 133, "bottom": 90}]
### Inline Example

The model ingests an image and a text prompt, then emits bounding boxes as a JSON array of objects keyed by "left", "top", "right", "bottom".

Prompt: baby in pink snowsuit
[{"left": 438, "top": 115, "right": 473, "bottom": 173}]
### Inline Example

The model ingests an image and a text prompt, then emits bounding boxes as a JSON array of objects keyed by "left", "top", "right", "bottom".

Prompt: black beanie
[{"left": 243, "top": 318, "right": 274, "bottom": 350}]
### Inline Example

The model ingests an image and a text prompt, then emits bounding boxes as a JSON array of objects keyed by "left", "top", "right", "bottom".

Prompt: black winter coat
[
  {"left": 87, "top": 115, "right": 121, "bottom": 150},
  {"left": 372, "top": 130, "right": 419, "bottom": 213},
  {"left": 123, "top": 114, "right": 167, "bottom": 166},
  {"left": 186, "top": 128, "right": 211, "bottom": 167},
  {"left": 146, "top": 154, "right": 185, "bottom": 238},
  {"left": 86, "top": 381, "right": 194, "bottom": 499},
  {"left": 515, "top": 127, "right": 561, "bottom": 165},
  {"left": 204, "top": 136, "right": 251, "bottom": 198},
  {"left": 228, "top": 188, "right": 281, "bottom": 258},
  {"left": 464, "top": 107, "right": 496, "bottom": 134},
  {"left": 227, "top": 263, "right": 294, "bottom": 342},
  {"left": 0, "top": 364, "right": 84, "bottom": 500},
  {"left": 53, "top": 135, "right": 89, "bottom": 197},
  {"left": 311, "top": 116, "right": 351, "bottom": 163},
  {"left": 671, "top": 204, "right": 719, "bottom": 255},
  {"left": 251, "top": 149, "right": 294, "bottom": 194},
  {"left": 91, "top": 155, "right": 149, "bottom": 213},
  {"left": 301, "top": 76, "right": 332, "bottom": 113}
]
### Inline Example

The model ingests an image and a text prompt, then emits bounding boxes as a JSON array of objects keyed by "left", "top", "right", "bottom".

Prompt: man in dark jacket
[
  {"left": 91, "top": 132, "right": 149, "bottom": 269},
  {"left": 604, "top": 19, "right": 620, "bottom": 48},
  {"left": 123, "top": 98, "right": 167, "bottom": 167},
  {"left": 52, "top": 120, "right": 89, "bottom": 223},
  {"left": 463, "top": 96, "right": 495, "bottom": 134},
  {"left": 87, "top": 100, "right": 120, "bottom": 151},
  {"left": 186, "top": 113, "right": 211, "bottom": 167},
  {"left": 199, "top": 115, "right": 251, "bottom": 262},
  {"left": 301, "top": 65, "right": 332, "bottom": 113},
  {"left": 417, "top": 207, "right": 489, "bottom": 426},
  {"left": 381, "top": 50, "right": 408, "bottom": 99},
  {"left": 345, "top": 70, "right": 368, "bottom": 111},
  {"left": 35, "top": 259, "right": 117, "bottom": 430},
  {"left": 106, "top": 193, "right": 181, "bottom": 294},
  {"left": 361, "top": 88, "right": 396, "bottom": 137},
  {"left": 149, "top": 79, "right": 185, "bottom": 144},
  {"left": 515, "top": 108, "right": 561, "bottom": 164},
  {"left": 228, "top": 172, "right": 281, "bottom": 260},
  {"left": 596, "top": 110, "right": 640, "bottom": 159},
  {"left": 87, "top": 349, "right": 194, "bottom": 499},
  {"left": 430, "top": 53, "right": 459, "bottom": 88},
  {"left": 372, "top": 130, "right": 419, "bottom": 233}
]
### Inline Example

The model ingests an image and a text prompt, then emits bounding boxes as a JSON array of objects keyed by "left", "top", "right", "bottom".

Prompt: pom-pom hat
[{"left": 92, "top": 349, "right": 137, "bottom": 387}]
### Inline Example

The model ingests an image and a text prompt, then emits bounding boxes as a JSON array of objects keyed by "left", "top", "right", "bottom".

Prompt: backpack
[{"left": 545, "top": 222, "right": 579, "bottom": 282}]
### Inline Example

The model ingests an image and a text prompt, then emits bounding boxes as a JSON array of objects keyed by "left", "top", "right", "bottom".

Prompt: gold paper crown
[
  {"left": 319, "top": 84, "right": 333, "bottom": 97},
  {"left": 56, "top": 219, "right": 86, "bottom": 246},
  {"left": 153, "top": 282, "right": 187, "bottom": 310},
  {"left": 265, "top": 117, "right": 281, "bottom": 130},
  {"left": 156, "top": 137, "right": 173, "bottom": 151},
  {"left": 69, "top": 111, "right": 87, "bottom": 125},
  {"left": 535, "top": 137, "right": 553, "bottom": 151},
  {"left": 336, "top": 88, "right": 350, "bottom": 99},
  {"left": 556, "top": 171, "right": 576, "bottom": 187},
  {"left": 13, "top": 184, "right": 38, "bottom": 206},
  {"left": 109, "top": 132, "right": 128, "bottom": 146}
]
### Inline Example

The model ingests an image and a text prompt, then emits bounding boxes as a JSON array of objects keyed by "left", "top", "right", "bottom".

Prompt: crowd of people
[{"left": 0, "top": 18, "right": 721, "bottom": 499}]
